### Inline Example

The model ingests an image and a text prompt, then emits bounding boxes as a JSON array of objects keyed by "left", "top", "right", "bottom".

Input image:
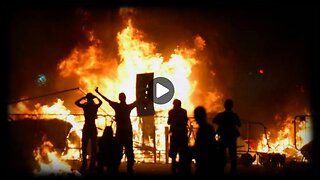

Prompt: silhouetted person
[
  {"left": 97, "top": 126, "right": 123, "bottom": 175},
  {"left": 212, "top": 99, "right": 241, "bottom": 175},
  {"left": 75, "top": 93, "right": 102, "bottom": 171},
  {"left": 95, "top": 87, "right": 137, "bottom": 173},
  {"left": 167, "top": 99, "right": 189, "bottom": 174},
  {"left": 193, "top": 106, "right": 219, "bottom": 176}
]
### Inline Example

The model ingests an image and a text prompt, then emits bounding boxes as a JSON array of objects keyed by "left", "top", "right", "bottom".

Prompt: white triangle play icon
[
  {"left": 152, "top": 77, "right": 175, "bottom": 105},
  {"left": 156, "top": 83, "right": 169, "bottom": 98}
]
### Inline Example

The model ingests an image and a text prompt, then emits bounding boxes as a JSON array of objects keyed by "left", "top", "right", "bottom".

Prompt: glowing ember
[{"left": 259, "top": 69, "right": 264, "bottom": 74}]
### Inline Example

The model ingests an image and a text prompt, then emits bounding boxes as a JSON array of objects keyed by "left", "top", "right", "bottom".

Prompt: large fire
[
  {"left": 56, "top": 18, "right": 214, "bottom": 162},
  {"left": 8, "top": 10, "right": 312, "bottom": 175},
  {"left": 58, "top": 19, "right": 200, "bottom": 115},
  {"left": 8, "top": 15, "right": 224, "bottom": 175}
]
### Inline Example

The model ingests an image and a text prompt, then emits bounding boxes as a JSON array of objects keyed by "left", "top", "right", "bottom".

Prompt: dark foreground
[{"left": 9, "top": 160, "right": 316, "bottom": 180}]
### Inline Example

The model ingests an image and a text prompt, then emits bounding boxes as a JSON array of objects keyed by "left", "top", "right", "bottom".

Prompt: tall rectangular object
[{"left": 136, "top": 73, "right": 155, "bottom": 116}]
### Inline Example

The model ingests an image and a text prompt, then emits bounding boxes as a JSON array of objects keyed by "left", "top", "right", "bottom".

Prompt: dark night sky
[{"left": 2, "top": 1, "right": 319, "bottom": 176}]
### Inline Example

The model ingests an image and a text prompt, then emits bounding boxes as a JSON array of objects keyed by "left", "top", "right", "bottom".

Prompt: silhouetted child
[{"left": 97, "top": 126, "right": 123, "bottom": 175}]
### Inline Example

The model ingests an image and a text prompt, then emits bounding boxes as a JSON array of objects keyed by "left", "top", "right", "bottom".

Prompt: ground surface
[
  {"left": 10, "top": 158, "right": 314, "bottom": 179},
  {"left": 63, "top": 160, "right": 315, "bottom": 179}
]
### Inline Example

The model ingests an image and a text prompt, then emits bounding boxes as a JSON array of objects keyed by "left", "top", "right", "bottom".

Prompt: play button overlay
[
  {"left": 153, "top": 77, "right": 175, "bottom": 104},
  {"left": 156, "top": 83, "right": 169, "bottom": 98}
]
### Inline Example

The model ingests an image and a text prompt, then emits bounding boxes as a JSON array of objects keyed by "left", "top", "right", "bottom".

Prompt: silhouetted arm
[
  {"left": 128, "top": 100, "right": 137, "bottom": 110},
  {"left": 212, "top": 113, "right": 221, "bottom": 125},
  {"left": 75, "top": 96, "right": 86, "bottom": 108},
  {"left": 93, "top": 94, "right": 103, "bottom": 107},
  {"left": 95, "top": 87, "right": 112, "bottom": 104}
]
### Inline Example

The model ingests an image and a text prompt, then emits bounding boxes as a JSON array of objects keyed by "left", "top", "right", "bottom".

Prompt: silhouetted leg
[
  {"left": 124, "top": 135, "right": 134, "bottom": 173},
  {"left": 171, "top": 156, "right": 177, "bottom": 174},
  {"left": 229, "top": 140, "right": 237, "bottom": 175},
  {"left": 81, "top": 132, "right": 89, "bottom": 171},
  {"left": 179, "top": 147, "right": 191, "bottom": 175},
  {"left": 169, "top": 149, "right": 178, "bottom": 175},
  {"left": 97, "top": 159, "right": 103, "bottom": 173},
  {"left": 169, "top": 135, "right": 178, "bottom": 174},
  {"left": 218, "top": 140, "right": 227, "bottom": 174},
  {"left": 180, "top": 137, "right": 190, "bottom": 174},
  {"left": 89, "top": 135, "right": 97, "bottom": 170}
]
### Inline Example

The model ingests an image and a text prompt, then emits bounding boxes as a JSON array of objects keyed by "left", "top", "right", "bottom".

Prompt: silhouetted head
[
  {"left": 194, "top": 106, "right": 207, "bottom": 125},
  {"left": 173, "top": 99, "right": 181, "bottom": 108},
  {"left": 224, "top": 99, "right": 234, "bottom": 110},
  {"left": 102, "top": 126, "right": 113, "bottom": 139},
  {"left": 119, "top": 92, "right": 126, "bottom": 102},
  {"left": 86, "top": 93, "right": 94, "bottom": 101}
]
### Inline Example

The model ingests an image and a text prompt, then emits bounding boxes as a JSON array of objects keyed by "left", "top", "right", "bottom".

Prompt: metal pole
[
  {"left": 294, "top": 116, "right": 298, "bottom": 150},
  {"left": 165, "top": 126, "right": 169, "bottom": 164},
  {"left": 248, "top": 121, "right": 270, "bottom": 151},
  {"left": 8, "top": 87, "right": 80, "bottom": 104},
  {"left": 246, "top": 121, "right": 250, "bottom": 153},
  {"left": 153, "top": 122, "right": 156, "bottom": 163}
]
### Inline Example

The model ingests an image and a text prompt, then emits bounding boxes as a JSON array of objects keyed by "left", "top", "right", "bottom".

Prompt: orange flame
[
  {"left": 58, "top": 19, "right": 205, "bottom": 115},
  {"left": 256, "top": 113, "right": 312, "bottom": 161},
  {"left": 56, "top": 19, "right": 223, "bottom": 162},
  {"left": 9, "top": 16, "right": 224, "bottom": 173},
  {"left": 33, "top": 134, "right": 81, "bottom": 176}
]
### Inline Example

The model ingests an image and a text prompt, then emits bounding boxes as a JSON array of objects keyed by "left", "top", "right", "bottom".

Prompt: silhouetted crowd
[{"left": 75, "top": 87, "right": 241, "bottom": 177}]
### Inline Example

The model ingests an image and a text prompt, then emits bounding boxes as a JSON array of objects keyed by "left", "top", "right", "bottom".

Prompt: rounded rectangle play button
[{"left": 152, "top": 77, "right": 175, "bottom": 105}]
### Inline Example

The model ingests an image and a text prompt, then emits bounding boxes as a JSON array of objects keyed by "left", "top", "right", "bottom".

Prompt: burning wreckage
[
  {"left": 239, "top": 115, "right": 313, "bottom": 168},
  {"left": 8, "top": 90, "right": 313, "bottom": 176},
  {"left": 7, "top": 86, "right": 171, "bottom": 175}
]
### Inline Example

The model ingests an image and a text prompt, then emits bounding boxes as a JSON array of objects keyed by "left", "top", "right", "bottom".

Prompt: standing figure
[
  {"left": 75, "top": 93, "right": 102, "bottom": 171},
  {"left": 193, "top": 106, "right": 219, "bottom": 176},
  {"left": 212, "top": 99, "right": 241, "bottom": 175},
  {"left": 95, "top": 87, "right": 137, "bottom": 173},
  {"left": 167, "top": 99, "right": 189, "bottom": 174}
]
